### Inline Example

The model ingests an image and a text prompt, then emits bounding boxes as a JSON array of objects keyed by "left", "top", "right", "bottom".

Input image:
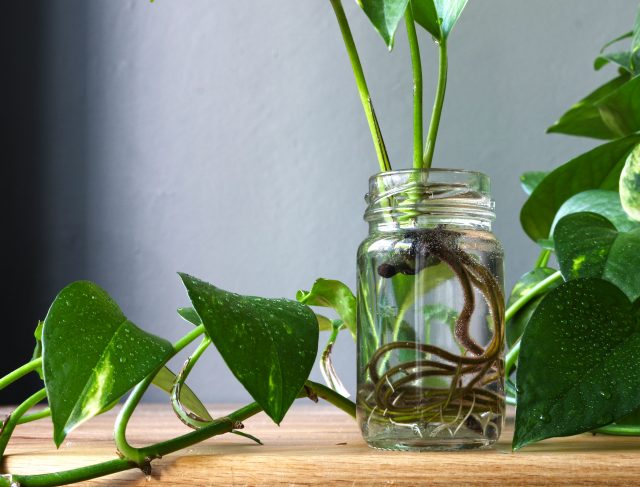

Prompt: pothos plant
[
  {"left": 0, "top": 1, "right": 474, "bottom": 485},
  {"left": 506, "top": 5, "right": 640, "bottom": 450}
]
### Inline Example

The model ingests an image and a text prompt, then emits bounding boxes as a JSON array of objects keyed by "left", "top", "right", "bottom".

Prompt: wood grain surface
[{"left": 2, "top": 404, "right": 640, "bottom": 486}]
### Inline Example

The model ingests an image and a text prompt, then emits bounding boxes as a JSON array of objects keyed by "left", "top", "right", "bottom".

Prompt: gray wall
[{"left": 37, "top": 1, "right": 637, "bottom": 402}]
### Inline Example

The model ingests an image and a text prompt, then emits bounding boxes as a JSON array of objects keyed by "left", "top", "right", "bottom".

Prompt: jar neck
[{"left": 364, "top": 169, "right": 495, "bottom": 234}]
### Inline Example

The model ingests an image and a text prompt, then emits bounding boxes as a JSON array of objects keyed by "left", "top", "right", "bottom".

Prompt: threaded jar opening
[{"left": 364, "top": 169, "right": 495, "bottom": 230}]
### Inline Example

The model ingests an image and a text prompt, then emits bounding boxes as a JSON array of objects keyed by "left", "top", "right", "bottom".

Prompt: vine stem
[
  {"left": 595, "top": 424, "right": 640, "bottom": 436},
  {"left": 504, "top": 270, "right": 564, "bottom": 402},
  {"left": 0, "top": 388, "right": 47, "bottom": 458},
  {"left": 505, "top": 270, "right": 562, "bottom": 323},
  {"left": 114, "top": 325, "right": 206, "bottom": 465},
  {"left": 0, "top": 357, "right": 42, "bottom": 391},
  {"left": 329, "top": 0, "right": 391, "bottom": 172},
  {"left": 534, "top": 249, "right": 552, "bottom": 268},
  {"left": 1, "top": 382, "right": 354, "bottom": 487},
  {"left": 1, "top": 320, "right": 355, "bottom": 487},
  {"left": 405, "top": 7, "right": 423, "bottom": 168},
  {"left": 423, "top": 39, "right": 448, "bottom": 169}
]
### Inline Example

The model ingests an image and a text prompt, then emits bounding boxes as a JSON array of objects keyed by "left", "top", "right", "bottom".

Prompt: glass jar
[{"left": 356, "top": 169, "right": 505, "bottom": 451}]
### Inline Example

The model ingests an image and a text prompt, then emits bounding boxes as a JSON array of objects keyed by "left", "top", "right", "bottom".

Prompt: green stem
[
  {"left": 18, "top": 407, "right": 51, "bottom": 425},
  {"left": 505, "top": 271, "right": 563, "bottom": 322},
  {"left": 0, "top": 388, "right": 47, "bottom": 458},
  {"left": 0, "top": 357, "right": 43, "bottom": 391},
  {"left": 594, "top": 424, "right": 640, "bottom": 436},
  {"left": 2, "top": 382, "right": 355, "bottom": 487},
  {"left": 505, "top": 341, "right": 520, "bottom": 379},
  {"left": 423, "top": 39, "right": 448, "bottom": 169},
  {"left": 329, "top": 0, "right": 391, "bottom": 172},
  {"left": 535, "top": 249, "right": 552, "bottom": 268},
  {"left": 171, "top": 337, "right": 212, "bottom": 429},
  {"left": 405, "top": 7, "right": 423, "bottom": 168},
  {"left": 306, "top": 380, "right": 356, "bottom": 419},
  {"left": 503, "top": 271, "right": 563, "bottom": 387},
  {"left": 115, "top": 325, "right": 206, "bottom": 465}
]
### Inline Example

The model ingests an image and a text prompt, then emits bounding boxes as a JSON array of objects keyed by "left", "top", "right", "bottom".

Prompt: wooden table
[{"left": 2, "top": 404, "right": 640, "bottom": 486}]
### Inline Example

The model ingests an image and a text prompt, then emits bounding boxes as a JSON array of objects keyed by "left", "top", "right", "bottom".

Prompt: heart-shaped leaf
[
  {"left": 43, "top": 281, "right": 174, "bottom": 447},
  {"left": 547, "top": 74, "right": 631, "bottom": 140},
  {"left": 506, "top": 267, "right": 561, "bottom": 348},
  {"left": 177, "top": 306, "right": 202, "bottom": 326},
  {"left": 554, "top": 212, "right": 640, "bottom": 302},
  {"left": 520, "top": 171, "right": 548, "bottom": 196},
  {"left": 297, "top": 279, "right": 357, "bottom": 339},
  {"left": 356, "top": 0, "right": 409, "bottom": 49},
  {"left": 596, "top": 75, "right": 640, "bottom": 137},
  {"left": 180, "top": 274, "right": 318, "bottom": 424},
  {"left": 595, "top": 52, "right": 633, "bottom": 73},
  {"left": 151, "top": 367, "right": 213, "bottom": 422},
  {"left": 411, "top": 0, "right": 468, "bottom": 40},
  {"left": 551, "top": 189, "right": 640, "bottom": 235},
  {"left": 513, "top": 278, "right": 640, "bottom": 450},
  {"left": 620, "top": 143, "right": 640, "bottom": 222},
  {"left": 520, "top": 135, "right": 640, "bottom": 242}
]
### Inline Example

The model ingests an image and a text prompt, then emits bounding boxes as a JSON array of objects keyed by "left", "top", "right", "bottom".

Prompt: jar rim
[{"left": 364, "top": 168, "right": 495, "bottom": 227}]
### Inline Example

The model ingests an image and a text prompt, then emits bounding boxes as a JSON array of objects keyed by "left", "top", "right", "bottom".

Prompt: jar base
[{"left": 364, "top": 436, "right": 495, "bottom": 452}]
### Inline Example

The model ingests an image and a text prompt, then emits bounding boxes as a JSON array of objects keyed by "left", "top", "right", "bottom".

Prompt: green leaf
[
  {"left": 594, "top": 52, "right": 633, "bottom": 72},
  {"left": 633, "top": 6, "right": 640, "bottom": 66},
  {"left": 620, "top": 143, "right": 640, "bottom": 222},
  {"left": 411, "top": 0, "right": 468, "bottom": 40},
  {"left": 513, "top": 278, "right": 640, "bottom": 450},
  {"left": 599, "top": 31, "right": 633, "bottom": 53},
  {"left": 42, "top": 281, "right": 174, "bottom": 447},
  {"left": 296, "top": 279, "right": 357, "bottom": 340},
  {"left": 177, "top": 307, "right": 202, "bottom": 326},
  {"left": 596, "top": 75, "right": 640, "bottom": 137},
  {"left": 315, "top": 314, "right": 336, "bottom": 332},
  {"left": 547, "top": 74, "right": 631, "bottom": 140},
  {"left": 151, "top": 367, "right": 213, "bottom": 422},
  {"left": 180, "top": 273, "right": 318, "bottom": 425},
  {"left": 356, "top": 0, "right": 409, "bottom": 49},
  {"left": 520, "top": 171, "right": 548, "bottom": 196},
  {"left": 506, "top": 268, "right": 561, "bottom": 348},
  {"left": 520, "top": 135, "right": 640, "bottom": 242},
  {"left": 31, "top": 321, "right": 45, "bottom": 379},
  {"left": 554, "top": 212, "right": 640, "bottom": 302},
  {"left": 551, "top": 189, "right": 640, "bottom": 235}
]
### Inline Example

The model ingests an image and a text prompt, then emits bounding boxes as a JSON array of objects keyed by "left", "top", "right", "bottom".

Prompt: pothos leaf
[
  {"left": 520, "top": 135, "right": 640, "bottom": 242},
  {"left": 633, "top": 5, "right": 640, "bottom": 64},
  {"left": 180, "top": 273, "right": 318, "bottom": 425},
  {"left": 411, "top": 0, "right": 468, "bottom": 40},
  {"left": 554, "top": 212, "right": 640, "bottom": 302},
  {"left": 151, "top": 367, "right": 213, "bottom": 422},
  {"left": 596, "top": 75, "right": 640, "bottom": 137},
  {"left": 177, "top": 306, "right": 202, "bottom": 326},
  {"left": 520, "top": 171, "right": 548, "bottom": 196},
  {"left": 599, "top": 31, "right": 633, "bottom": 54},
  {"left": 547, "top": 74, "right": 631, "bottom": 140},
  {"left": 31, "top": 321, "right": 44, "bottom": 379},
  {"left": 551, "top": 189, "right": 640, "bottom": 236},
  {"left": 513, "top": 278, "right": 640, "bottom": 450},
  {"left": 594, "top": 51, "right": 633, "bottom": 73},
  {"left": 296, "top": 279, "right": 357, "bottom": 339},
  {"left": 43, "top": 281, "right": 174, "bottom": 447},
  {"left": 620, "top": 143, "right": 640, "bottom": 222},
  {"left": 356, "top": 0, "right": 409, "bottom": 49},
  {"left": 506, "top": 268, "right": 561, "bottom": 348}
]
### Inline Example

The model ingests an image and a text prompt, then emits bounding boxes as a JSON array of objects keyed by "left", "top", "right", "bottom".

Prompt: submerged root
[{"left": 366, "top": 227, "right": 505, "bottom": 436}]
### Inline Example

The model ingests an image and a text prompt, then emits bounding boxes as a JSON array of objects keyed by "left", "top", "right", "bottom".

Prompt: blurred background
[{"left": 1, "top": 0, "right": 637, "bottom": 404}]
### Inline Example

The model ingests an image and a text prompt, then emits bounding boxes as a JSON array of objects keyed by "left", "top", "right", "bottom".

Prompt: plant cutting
[
  {"left": 505, "top": 4, "right": 640, "bottom": 450},
  {"left": 3, "top": 1, "right": 638, "bottom": 485},
  {"left": 0, "top": 0, "right": 504, "bottom": 483}
]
